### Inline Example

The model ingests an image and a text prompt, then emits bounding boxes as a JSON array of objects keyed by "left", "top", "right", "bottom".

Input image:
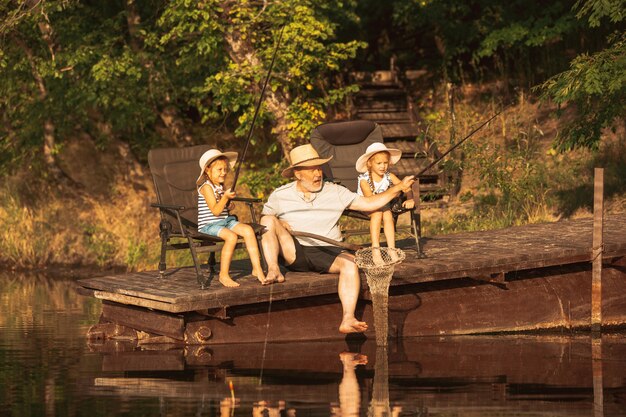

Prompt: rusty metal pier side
[{"left": 77, "top": 215, "right": 626, "bottom": 345}]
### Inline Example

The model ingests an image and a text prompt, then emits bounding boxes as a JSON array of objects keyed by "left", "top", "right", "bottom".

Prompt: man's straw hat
[
  {"left": 281, "top": 144, "right": 332, "bottom": 178},
  {"left": 355, "top": 142, "right": 402, "bottom": 173},
  {"left": 196, "top": 149, "right": 238, "bottom": 185}
]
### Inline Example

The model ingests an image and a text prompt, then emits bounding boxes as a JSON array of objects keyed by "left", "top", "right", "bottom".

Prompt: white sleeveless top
[
  {"left": 198, "top": 181, "right": 229, "bottom": 230},
  {"left": 356, "top": 171, "right": 392, "bottom": 196}
]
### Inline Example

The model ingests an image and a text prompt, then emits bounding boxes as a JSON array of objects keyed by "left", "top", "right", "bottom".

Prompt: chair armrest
[
  {"left": 151, "top": 203, "right": 186, "bottom": 211},
  {"left": 232, "top": 197, "right": 263, "bottom": 203}
]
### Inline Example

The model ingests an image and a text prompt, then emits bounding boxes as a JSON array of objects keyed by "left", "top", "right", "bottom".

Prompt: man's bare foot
[
  {"left": 339, "top": 352, "right": 368, "bottom": 367},
  {"left": 253, "top": 268, "right": 273, "bottom": 286},
  {"left": 219, "top": 275, "right": 240, "bottom": 287},
  {"left": 266, "top": 266, "right": 285, "bottom": 283},
  {"left": 339, "top": 317, "right": 368, "bottom": 334}
]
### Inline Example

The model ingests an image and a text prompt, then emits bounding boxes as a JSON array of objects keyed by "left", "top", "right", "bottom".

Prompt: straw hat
[
  {"left": 196, "top": 149, "right": 238, "bottom": 185},
  {"left": 281, "top": 144, "right": 333, "bottom": 178},
  {"left": 355, "top": 142, "right": 402, "bottom": 173}
]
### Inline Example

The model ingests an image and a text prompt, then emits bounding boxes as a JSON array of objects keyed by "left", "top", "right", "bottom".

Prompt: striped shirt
[
  {"left": 198, "top": 181, "right": 229, "bottom": 230},
  {"left": 356, "top": 171, "right": 392, "bottom": 196}
]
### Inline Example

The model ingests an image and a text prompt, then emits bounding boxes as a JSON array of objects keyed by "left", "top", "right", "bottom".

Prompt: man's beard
[{"left": 300, "top": 178, "right": 323, "bottom": 193}]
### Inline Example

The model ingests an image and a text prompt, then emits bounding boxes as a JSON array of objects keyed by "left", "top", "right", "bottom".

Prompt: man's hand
[
  {"left": 280, "top": 220, "right": 292, "bottom": 232},
  {"left": 399, "top": 176, "right": 414, "bottom": 193}
]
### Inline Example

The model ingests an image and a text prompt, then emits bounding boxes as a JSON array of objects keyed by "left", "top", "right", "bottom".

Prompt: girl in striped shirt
[{"left": 196, "top": 149, "right": 268, "bottom": 287}]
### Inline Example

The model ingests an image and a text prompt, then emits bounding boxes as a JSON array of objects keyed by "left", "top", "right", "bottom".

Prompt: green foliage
[
  {"left": 0, "top": 0, "right": 364, "bottom": 177},
  {"left": 539, "top": 0, "right": 625, "bottom": 151},
  {"left": 240, "top": 162, "right": 290, "bottom": 199},
  {"left": 157, "top": 0, "right": 365, "bottom": 144},
  {"left": 81, "top": 222, "right": 117, "bottom": 266},
  {"left": 575, "top": 0, "right": 625, "bottom": 27},
  {"left": 477, "top": 7, "right": 577, "bottom": 58}
]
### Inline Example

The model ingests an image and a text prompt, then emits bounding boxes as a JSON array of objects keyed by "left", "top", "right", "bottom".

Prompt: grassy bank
[{"left": 1, "top": 90, "right": 624, "bottom": 272}]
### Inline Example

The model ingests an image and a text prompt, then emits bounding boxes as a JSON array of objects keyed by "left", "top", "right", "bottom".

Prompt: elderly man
[{"left": 260, "top": 144, "right": 414, "bottom": 334}]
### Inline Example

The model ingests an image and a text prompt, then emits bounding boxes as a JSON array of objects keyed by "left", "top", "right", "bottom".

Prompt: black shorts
[{"left": 283, "top": 235, "right": 348, "bottom": 273}]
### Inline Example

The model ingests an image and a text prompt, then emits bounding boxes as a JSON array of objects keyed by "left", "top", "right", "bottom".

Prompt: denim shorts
[{"left": 199, "top": 215, "right": 239, "bottom": 237}]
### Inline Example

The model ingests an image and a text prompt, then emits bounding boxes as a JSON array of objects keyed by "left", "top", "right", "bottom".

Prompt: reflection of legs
[
  {"left": 330, "top": 253, "right": 368, "bottom": 334},
  {"left": 338, "top": 352, "right": 368, "bottom": 417},
  {"left": 217, "top": 229, "right": 239, "bottom": 287},
  {"left": 260, "top": 215, "right": 296, "bottom": 283},
  {"left": 253, "top": 400, "right": 286, "bottom": 417},
  {"left": 231, "top": 223, "right": 268, "bottom": 284},
  {"left": 220, "top": 397, "right": 237, "bottom": 417}
]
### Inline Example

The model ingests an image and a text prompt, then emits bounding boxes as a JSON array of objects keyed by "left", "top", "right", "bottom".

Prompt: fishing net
[
  {"left": 355, "top": 247, "right": 405, "bottom": 346},
  {"left": 368, "top": 347, "right": 390, "bottom": 417}
]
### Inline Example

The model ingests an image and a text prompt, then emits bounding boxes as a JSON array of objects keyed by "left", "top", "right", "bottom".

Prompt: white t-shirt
[{"left": 262, "top": 181, "right": 357, "bottom": 246}]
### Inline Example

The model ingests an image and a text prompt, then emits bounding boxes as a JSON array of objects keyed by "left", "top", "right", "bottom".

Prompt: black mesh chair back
[
  {"left": 148, "top": 144, "right": 209, "bottom": 237},
  {"left": 310, "top": 120, "right": 382, "bottom": 192}
]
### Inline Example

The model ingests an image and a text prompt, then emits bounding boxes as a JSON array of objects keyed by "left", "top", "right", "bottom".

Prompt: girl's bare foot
[
  {"left": 219, "top": 275, "right": 240, "bottom": 287},
  {"left": 372, "top": 247, "right": 385, "bottom": 266}
]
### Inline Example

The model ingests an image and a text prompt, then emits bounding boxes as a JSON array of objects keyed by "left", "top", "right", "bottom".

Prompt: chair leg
[
  {"left": 188, "top": 237, "right": 210, "bottom": 289},
  {"left": 208, "top": 251, "right": 217, "bottom": 275},
  {"left": 158, "top": 222, "right": 170, "bottom": 278},
  {"left": 411, "top": 211, "right": 425, "bottom": 258}
]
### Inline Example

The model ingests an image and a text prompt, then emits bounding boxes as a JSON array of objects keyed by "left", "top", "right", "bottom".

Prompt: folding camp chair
[
  {"left": 148, "top": 144, "right": 265, "bottom": 288},
  {"left": 310, "top": 120, "right": 423, "bottom": 253}
]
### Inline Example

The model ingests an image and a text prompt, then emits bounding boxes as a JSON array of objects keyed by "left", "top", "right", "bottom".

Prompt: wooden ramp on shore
[{"left": 77, "top": 215, "right": 626, "bottom": 342}]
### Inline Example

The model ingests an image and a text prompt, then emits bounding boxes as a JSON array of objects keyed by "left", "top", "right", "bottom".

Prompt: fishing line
[{"left": 258, "top": 281, "right": 274, "bottom": 386}]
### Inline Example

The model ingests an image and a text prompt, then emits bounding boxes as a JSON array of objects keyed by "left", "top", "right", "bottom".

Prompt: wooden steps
[{"left": 351, "top": 70, "right": 449, "bottom": 202}]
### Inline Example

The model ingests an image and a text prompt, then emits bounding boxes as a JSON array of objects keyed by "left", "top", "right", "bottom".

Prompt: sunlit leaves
[
  {"left": 575, "top": 0, "right": 625, "bottom": 27},
  {"left": 540, "top": 32, "right": 626, "bottom": 150}
]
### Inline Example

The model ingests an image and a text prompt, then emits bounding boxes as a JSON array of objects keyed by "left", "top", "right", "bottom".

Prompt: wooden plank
[
  {"left": 76, "top": 216, "right": 626, "bottom": 314},
  {"left": 101, "top": 301, "right": 185, "bottom": 339},
  {"left": 591, "top": 168, "right": 604, "bottom": 331}
]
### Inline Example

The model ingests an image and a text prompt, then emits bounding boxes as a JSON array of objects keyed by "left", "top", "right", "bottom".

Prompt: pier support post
[{"left": 591, "top": 168, "right": 604, "bottom": 333}]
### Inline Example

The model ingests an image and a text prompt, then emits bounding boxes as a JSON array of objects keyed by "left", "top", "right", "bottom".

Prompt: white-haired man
[{"left": 260, "top": 144, "right": 414, "bottom": 334}]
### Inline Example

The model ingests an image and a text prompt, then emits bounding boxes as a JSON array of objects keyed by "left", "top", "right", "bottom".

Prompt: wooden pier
[{"left": 78, "top": 215, "right": 626, "bottom": 344}]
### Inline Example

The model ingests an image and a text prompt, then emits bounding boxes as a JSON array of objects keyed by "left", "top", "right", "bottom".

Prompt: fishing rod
[
  {"left": 231, "top": 24, "right": 286, "bottom": 190},
  {"left": 412, "top": 105, "right": 508, "bottom": 179},
  {"left": 290, "top": 231, "right": 364, "bottom": 251}
]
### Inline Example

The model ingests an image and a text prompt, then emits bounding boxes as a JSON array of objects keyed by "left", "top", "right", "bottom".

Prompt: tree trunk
[
  {"left": 125, "top": 0, "right": 193, "bottom": 146},
  {"left": 14, "top": 36, "right": 65, "bottom": 181},
  {"left": 221, "top": 18, "right": 294, "bottom": 158}
]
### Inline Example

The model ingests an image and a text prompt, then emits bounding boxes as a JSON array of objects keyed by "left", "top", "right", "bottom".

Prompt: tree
[
  {"left": 539, "top": 0, "right": 625, "bottom": 150},
  {"left": 155, "top": 0, "right": 365, "bottom": 157},
  {"left": 0, "top": 0, "right": 365, "bottom": 179}
]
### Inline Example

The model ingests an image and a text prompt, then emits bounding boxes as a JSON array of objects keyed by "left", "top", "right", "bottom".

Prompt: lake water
[{"left": 1, "top": 272, "right": 626, "bottom": 417}]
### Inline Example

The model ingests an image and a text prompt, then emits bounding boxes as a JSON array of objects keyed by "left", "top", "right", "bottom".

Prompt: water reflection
[{"left": 2, "top": 272, "right": 626, "bottom": 416}]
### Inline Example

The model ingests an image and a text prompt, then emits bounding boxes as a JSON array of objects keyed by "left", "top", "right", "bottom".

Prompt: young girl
[
  {"left": 355, "top": 143, "right": 415, "bottom": 258},
  {"left": 196, "top": 149, "right": 268, "bottom": 287}
]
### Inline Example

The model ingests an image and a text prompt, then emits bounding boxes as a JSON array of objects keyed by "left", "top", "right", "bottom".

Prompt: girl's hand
[
  {"left": 223, "top": 188, "right": 236, "bottom": 200},
  {"left": 402, "top": 199, "right": 415, "bottom": 209}
]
